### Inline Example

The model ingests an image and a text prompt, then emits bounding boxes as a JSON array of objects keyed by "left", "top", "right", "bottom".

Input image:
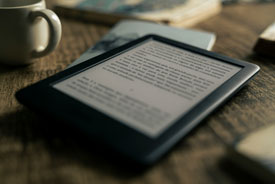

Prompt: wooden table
[{"left": 0, "top": 1, "right": 275, "bottom": 183}]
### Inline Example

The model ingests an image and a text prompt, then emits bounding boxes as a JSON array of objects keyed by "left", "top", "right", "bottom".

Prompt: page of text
[{"left": 54, "top": 40, "right": 241, "bottom": 137}]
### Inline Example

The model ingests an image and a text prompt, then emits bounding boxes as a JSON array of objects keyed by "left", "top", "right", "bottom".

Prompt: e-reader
[{"left": 16, "top": 35, "right": 260, "bottom": 165}]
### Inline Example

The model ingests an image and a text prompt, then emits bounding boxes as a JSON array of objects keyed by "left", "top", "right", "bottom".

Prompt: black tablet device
[{"left": 16, "top": 35, "right": 259, "bottom": 165}]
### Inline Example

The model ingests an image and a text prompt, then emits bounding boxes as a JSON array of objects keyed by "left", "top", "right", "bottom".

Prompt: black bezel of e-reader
[{"left": 15, "top": 34, "right": 260, "bottom": 165}]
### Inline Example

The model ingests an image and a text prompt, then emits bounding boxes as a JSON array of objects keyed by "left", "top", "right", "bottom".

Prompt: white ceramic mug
[{"left": 0, "top": 0, "right": 62, "bottom": 65}]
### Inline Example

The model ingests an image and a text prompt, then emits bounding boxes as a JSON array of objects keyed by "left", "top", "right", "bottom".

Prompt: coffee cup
[{"left": 0, "top": 0, "right": 62, "bottom": 65}]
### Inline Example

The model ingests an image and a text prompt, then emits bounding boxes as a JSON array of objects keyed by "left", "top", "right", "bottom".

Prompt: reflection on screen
[{"left": 54, "top": 40, "right": 241, "bottom": 138}]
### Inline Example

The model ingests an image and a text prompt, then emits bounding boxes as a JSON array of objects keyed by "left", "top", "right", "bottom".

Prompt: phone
[{"left": 227, "top": 123, "right": 275, "bottom": 183}]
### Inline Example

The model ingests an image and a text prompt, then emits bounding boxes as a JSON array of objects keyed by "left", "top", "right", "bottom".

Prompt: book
[
  {"left": 55, "top": 0, "right": 221, "bottom": 27},
  {"left": 253, "top": 21, "right": 275, "bottom": 58},
  {"left": 68, "top": 20, "right": 216, "bottom": 68}
]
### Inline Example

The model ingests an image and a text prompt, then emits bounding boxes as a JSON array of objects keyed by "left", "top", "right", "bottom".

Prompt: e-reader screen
[{"left": 53, "top": 40, "right": 241, "bottom": 138}]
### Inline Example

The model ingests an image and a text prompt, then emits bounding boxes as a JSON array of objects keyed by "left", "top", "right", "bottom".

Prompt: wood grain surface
[{"left": 0, "top": 1, "right": 275, "bottom": 184}]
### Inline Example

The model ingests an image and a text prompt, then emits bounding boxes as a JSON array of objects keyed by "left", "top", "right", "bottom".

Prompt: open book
[
  {"left": 55, "top": 0, "right": 221, "bottom": 27},
  {"left": 68, "top": 20, "right": 216, "bottom": 67}
]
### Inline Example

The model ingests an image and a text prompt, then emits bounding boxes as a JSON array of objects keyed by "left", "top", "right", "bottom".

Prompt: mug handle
[{"left": 30, "top": 9, "right": 62, "bottom": 58}]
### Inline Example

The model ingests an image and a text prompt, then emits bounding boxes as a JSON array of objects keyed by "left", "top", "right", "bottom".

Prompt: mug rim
[{"left": 0, "top": 0, "right": 44, "bottom": 9}]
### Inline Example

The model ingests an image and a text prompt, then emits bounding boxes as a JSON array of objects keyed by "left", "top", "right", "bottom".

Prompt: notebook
[{"left": 68, "top": 20, "right": 217, "bottom": 68}]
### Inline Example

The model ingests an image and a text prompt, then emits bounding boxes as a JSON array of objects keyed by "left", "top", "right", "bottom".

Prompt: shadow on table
[
  {"left": 0, "top": 107, "right": 153, "bottom": 180},
  {"left": 246, "top": 53, "right": 275, "bottom": 66},
  {"left": 218, "top": 157, "right": 263, "bottom": 184},
  {"left": 0, "top": 63, "right": 27, "bottom": 75}
]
